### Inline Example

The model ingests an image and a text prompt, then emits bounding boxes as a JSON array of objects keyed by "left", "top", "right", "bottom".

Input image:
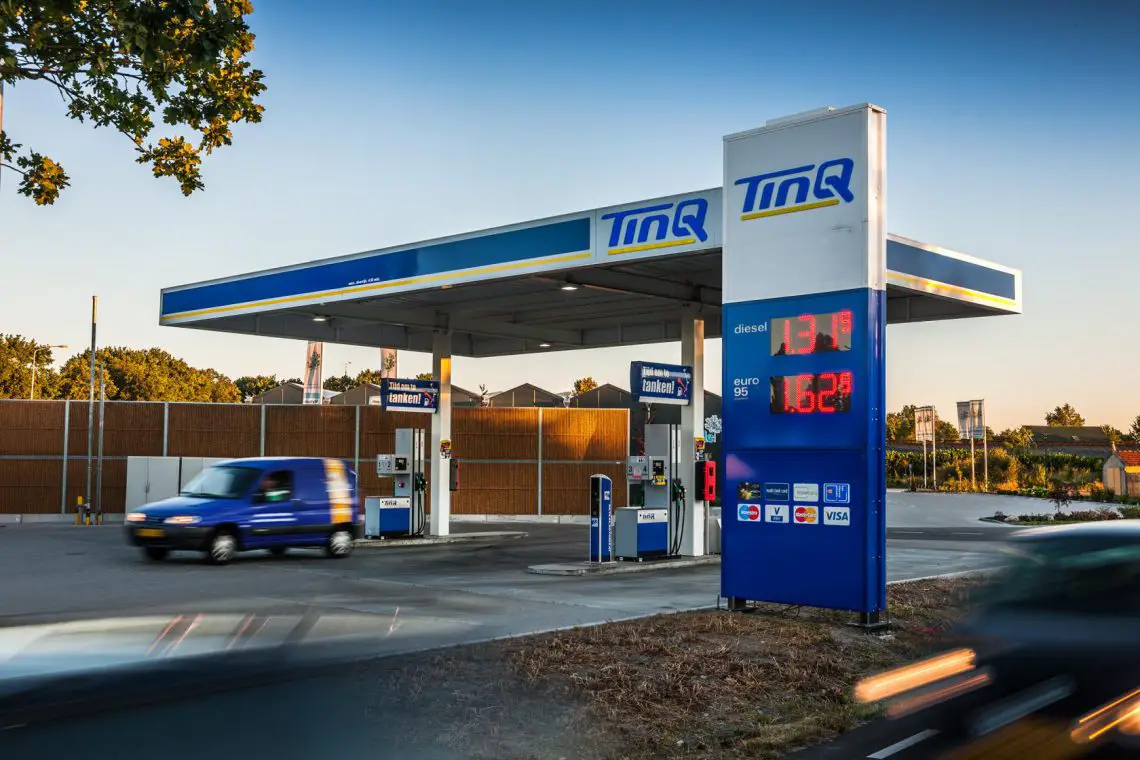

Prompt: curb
[
  {"left": 528, "top": 555, "right": 721, "bottom": 577},
  {"left": 356, "top": 531, "right": 526, "bottom": 548}
]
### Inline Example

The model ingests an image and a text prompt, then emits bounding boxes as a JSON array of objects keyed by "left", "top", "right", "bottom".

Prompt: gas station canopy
[{"left": 159, "top": 186, "right": 1021, "bottom": 356}]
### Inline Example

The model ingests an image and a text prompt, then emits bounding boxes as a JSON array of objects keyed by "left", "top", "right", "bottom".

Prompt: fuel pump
[
  {"left": 615, "top": 423, "right": 676, "bottom": 560},
  {"left": 367, "top": 427, "right": 426, "bottom": 538}
]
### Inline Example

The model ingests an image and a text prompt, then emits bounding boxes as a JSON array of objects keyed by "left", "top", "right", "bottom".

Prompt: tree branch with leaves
[{"left": 0, "top": 0, "right": 266, "bottom": 204}]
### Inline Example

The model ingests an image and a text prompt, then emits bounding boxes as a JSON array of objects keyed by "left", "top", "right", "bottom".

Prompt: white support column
[
  {"left": 679, "top": 315, "right": 705, "bottom": 556},
  {"left": 430, "top": 331, "right": 452, "bottom": 536}
]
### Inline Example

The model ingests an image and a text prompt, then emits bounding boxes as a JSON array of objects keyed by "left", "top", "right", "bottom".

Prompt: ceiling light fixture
[
  {"left": 560, "top": 283, "right": 578, "bottom": 291},
  {"left": 312, "top": 315, "right": 328, "bottom": 322},
  {"left": 538, "top": 342, "right": 552, "bottom": 348}
]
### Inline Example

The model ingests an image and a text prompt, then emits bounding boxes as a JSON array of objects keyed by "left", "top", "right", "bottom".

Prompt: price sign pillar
[{"left": 720, "top": 105, "right": 888, "bottom": 618}]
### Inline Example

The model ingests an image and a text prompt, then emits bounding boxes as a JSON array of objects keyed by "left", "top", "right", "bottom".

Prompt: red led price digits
[
  {"left": 783, "top": 314, "right": 817, "bottom": 355},
  {"left": 775, "top": 371, "right": 853, "bottom": 415},
  {"left": 816, "top": 371, "right": 852, "bottom": 413},
  {"left": 774, "top": 310, "right": 852, "bottom": 355}
]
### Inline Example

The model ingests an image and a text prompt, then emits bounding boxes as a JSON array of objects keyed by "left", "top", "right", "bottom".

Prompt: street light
[{"left": 30, "top": 344, "right": 67, "bottom": 400}]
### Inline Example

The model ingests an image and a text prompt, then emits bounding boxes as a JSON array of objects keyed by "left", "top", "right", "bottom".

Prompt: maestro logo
[
  {"left": 601, "top": 197, "right": 710, "bottom": 256},
  {"left": 793, "top": 506, "right": 818, "bottom": 524},
  {"left": 737, "top": 504, "right": 761, "bottom": 522},
  {"left": 735, "top": 158, "right": 855, "bottom": 221}
]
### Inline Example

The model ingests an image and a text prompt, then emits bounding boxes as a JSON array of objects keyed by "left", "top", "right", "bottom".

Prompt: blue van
[{"left": 125, "top": 457, "right": 360, "bottom": 564}]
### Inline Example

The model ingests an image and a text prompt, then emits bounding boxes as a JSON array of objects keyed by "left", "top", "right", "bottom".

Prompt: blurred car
[
  {"left": 856, "top": 521, "right": 1140, "bottom": 755},
  {"left": 125, "top": 457, "right": 360, "bottom": 564}
]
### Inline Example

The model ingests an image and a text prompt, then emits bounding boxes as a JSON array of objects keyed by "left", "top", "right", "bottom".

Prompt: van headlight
[
  {"left": 164, "top": 515, "right": 201, "bottom": 525},
  {"left": 126, "top": 512, "right": 147, "bottom": 523}
]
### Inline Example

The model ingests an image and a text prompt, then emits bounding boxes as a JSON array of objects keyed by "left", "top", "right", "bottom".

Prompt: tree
[
  {"left": 234, "top": 374, "right": 278, "bottom": 402},
  {"left": 415, "top": 372, "right": 433, "bottom": 381},
  {"left": 886, "top": 404, "right": 917, "bottom": 442},
  {"left": 0, "top": 335, "right": 62, "bottom": 399},
  {"left": 323, "top": 374, "right": 354, "bottom": 393},
  {"left": 284, "top": 377, "right": 302, "bottom": 385},
  {"left": 478, "top": 383, "right": 490, "bottom": 407},
  {"left": 572, "top": 376, "right": 598, "bottom": 396},
  {"left": 354, "top": 368, "right": 384, "bottom": 386},
  {"left": 1129, "top": 415, "right": 1140, "bottom": 442},
  {"left": 935, "top": 418, "right": 960, "bottom": 443},
  {"left": 999, "top": 426, "right": 1035, "bottom": 450},
  {"left": 0, "top": 1, "right": 266, "bottom": 205},
  {"left": 1101, "top": 425, "right": 1125, "bottom": 445},
  {"left": 56, "top": 347, "right": 239, "bottom": 402},
  {"left": 1045, "top": 404, "right": 1085, "bottom": 427}
]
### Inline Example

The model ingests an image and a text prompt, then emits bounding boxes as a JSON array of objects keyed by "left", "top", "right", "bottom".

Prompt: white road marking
[
  {"left": 893, "top": 530, "right": 925, "bottom": 535},
  {"left": 951, "top": 531, "right": 983, "bottom": 536},
  {"left": 867, "top": 729, "right": 940, "bottom": 758}
]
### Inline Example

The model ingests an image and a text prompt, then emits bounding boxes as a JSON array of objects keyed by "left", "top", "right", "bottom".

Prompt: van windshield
[{"left": 180, "top": 466, "right": 262, "bottom": 500}]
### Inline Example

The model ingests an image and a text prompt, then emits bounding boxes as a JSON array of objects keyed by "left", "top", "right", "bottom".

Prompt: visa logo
[
  {"left": 602, "top": 198, "right": 709, "bottom": 256},
  {"left": 823, "top": 507, "right": 851, "bottom": 526},
  {"left": 735, "top": 158, "right": 855, "bottom": 221}
]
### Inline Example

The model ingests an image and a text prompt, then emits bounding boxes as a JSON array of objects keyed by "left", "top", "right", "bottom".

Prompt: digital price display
[
  {"left": 770, "top": 371, "right": 853, "bottom": 415},
  {"left": 771, "top": 310, "right": 852, "bottom": 356}
]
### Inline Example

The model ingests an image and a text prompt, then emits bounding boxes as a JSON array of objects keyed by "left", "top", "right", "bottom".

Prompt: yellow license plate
[{"left": 136, "top": 528, "right": 164, "bottom": 538}]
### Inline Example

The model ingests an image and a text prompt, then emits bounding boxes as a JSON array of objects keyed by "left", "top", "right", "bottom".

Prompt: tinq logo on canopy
[
  {"left": 602, "top": 197, "right": 709, "bottom": 256},
  {"left": 734, "top": 158, "right": 854, "bottom": 221}
]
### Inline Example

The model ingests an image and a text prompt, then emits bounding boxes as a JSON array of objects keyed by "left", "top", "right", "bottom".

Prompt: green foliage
[
  {"left": 284, "top": 377, "right": 302, "bottom": 385},
  {"left": 572, "top": 376, "right": 599, "bottom": 396},
  {"left": 1119, "top": 506, "right": 1140, "bottom": 519},
  {"left": 1101, "top": 425, "right": 1125, "bottom": 444},
  {"left": 1045, "top": 403, "right": 1085, "bottom": 427},
  {"left": 884, "top": 405, "right": 961, "bottom": 443},
  {"left": 998, "top": 426, "right": 1035, "bottom": 450},
  {"left": 56, "top": 347, "right": 239, "bottom": 402},
  {"left": 885, "top": 404, "right": 915, "bottom": 442},
  {"left": 0, "top": 1, "right": 266, "bottom": 204},
  {"left": 354, "top": 368, "right": 384, "bottom": 386},
  {"left": 885, "top": 446, "right": 1104, "bottom": 495},
  {"left": 935, "top": 419, "right": 959, "bottom": 442},
  {"left": 0, "top": 334, "right": 62, "bottom": 399},
  {"left": 415, "top": 372, "right": 433, "bottom": 381},
  {"left": 234, "top": 374, "right": 278, "bottom": 401},
  {"left": 1064, "top": 508, "right": 1120, "bottom": 522},
  {"left": 1049, "top": 476, "right": 1074, "bottom": 511},
  {"left": 1129, "top": 415, "right": 1140, "bottom": 441},
  {"left": 323, "top": 374, "right": 354, "bottom": 393}
]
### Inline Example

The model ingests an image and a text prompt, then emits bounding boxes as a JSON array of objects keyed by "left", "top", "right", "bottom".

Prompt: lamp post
[{"left": 30, "top": 344, "right": 68, "bottom": 399}]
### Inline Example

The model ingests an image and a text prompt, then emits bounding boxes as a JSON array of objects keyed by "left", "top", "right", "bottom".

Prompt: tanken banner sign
[
  {"left": 380, "top": 378, "right": 439, "bottom": 413},
  {"left": 630, "top": 361, "right": 692, "bottom": 406}
]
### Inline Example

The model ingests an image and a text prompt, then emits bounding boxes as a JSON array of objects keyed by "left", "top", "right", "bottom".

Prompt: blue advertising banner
[
  {"left": 630, "top": 361, "right": 692, "bottom": 406},
  {"left": 380, "top": 378, "right": 439, "bottom": 414}
]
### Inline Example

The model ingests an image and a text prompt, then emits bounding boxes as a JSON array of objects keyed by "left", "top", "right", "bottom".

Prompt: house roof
[
  {"left": 1025, "top": 425, "right": 1110, "bottom": 443},
  {"left": 491, "top": 383, "right": 561, "bottom": 400},
  {"left": 1117, "top": 449, "right": 1140, "bottom": 467}
]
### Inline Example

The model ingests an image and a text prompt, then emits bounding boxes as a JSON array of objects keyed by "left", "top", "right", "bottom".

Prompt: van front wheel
[
  {"left": 326, "top": 528, "right": 354, "bottom": 558},
  {"left": 208, "top": 530, "right": 238, "bottom": 565}
]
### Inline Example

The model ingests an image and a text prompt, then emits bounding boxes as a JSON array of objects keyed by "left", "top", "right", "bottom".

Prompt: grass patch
[{"left": 357, "top": 577, "right": 981, "bottom": 759}]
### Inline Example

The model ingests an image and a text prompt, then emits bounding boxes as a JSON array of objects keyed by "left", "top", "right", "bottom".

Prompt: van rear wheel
[
  {"left": 144, "top": 546, "right": 168, "bottom": 561},
  {"left": 325, "top": 528, "right": 354, "bottom": 558},
  {"left": 269, "top": 546, "right": 287, "bottom": 557}
]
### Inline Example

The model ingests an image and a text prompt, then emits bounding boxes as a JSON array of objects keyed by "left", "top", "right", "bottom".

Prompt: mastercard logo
[{"left": 794, "top": 506, "right": 818, "bottom": 524}]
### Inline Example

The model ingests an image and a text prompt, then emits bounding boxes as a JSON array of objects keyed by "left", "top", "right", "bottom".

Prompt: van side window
[{"left": 258, "top": 470, "right": 294, "bottom": 503}]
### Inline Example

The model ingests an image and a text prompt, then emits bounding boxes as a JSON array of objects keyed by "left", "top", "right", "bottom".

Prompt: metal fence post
[
  {"left": 60, "top": 400, "right": 70, "bottom": 514},
  {"left": 259, "top": 404, "right": 266, "bottom": 457},
  {"left": 162, "top": 402, "right": 169, "bottom": 457},
  {"left": 536, "top": 408, "right": 543, "bottom": 516}
]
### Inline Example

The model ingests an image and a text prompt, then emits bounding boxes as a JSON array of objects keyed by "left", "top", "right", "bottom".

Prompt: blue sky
[{"left": 3, "top": 1, "right": 1138, "bottom": 429}]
